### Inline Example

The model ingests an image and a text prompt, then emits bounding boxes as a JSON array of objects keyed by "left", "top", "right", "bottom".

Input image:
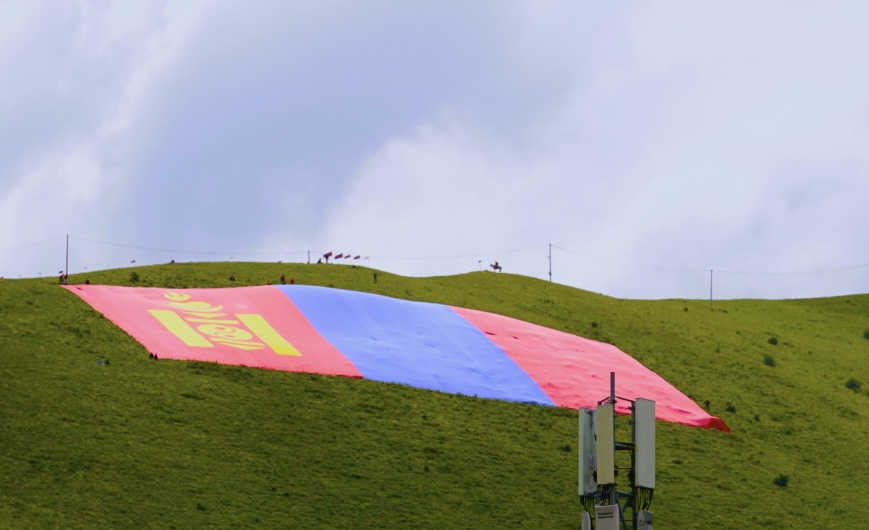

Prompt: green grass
[{"left": 1, "top": 262, "right": 867, "bottom": 528}]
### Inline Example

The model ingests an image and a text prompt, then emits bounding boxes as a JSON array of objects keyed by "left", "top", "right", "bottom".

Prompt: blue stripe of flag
[{"left": 275, "top": 285, "right": 554, "bottom": 406}]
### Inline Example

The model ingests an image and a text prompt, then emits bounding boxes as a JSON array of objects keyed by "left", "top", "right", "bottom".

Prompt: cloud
[
  {"left": 119, "top": 1, "right": 553, "bottom": 250},
  {"left": 2, "top": 2, "right": 867, "bottom": 298},
  {"left": 308, "top": 2, "right": 869, "bottom": 298},
  {"left": 0, "top": 1, "right": 207, "bottom": 275}
]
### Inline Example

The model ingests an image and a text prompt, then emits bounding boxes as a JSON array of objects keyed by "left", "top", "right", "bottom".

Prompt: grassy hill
[{"left": 1, "top": 262, "right": 867, "bottom": 529}]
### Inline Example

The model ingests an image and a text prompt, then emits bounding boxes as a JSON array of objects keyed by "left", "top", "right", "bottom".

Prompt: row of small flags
[{"left": 323, "top": 252, "right": 369, "bottom": 260}]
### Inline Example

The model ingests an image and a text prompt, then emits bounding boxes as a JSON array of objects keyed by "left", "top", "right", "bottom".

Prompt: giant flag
[{"left": 62, "top": 284, "right": 728, "bottom": 431}]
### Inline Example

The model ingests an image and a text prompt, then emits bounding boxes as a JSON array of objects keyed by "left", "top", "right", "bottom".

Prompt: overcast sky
[{"left": 2, "top": 1, "right": 868, "bottom": 299}]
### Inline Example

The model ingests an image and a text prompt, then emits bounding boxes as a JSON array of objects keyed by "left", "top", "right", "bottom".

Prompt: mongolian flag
[{"left": 62, "top": 284, "right": 729, "bottom": 431}]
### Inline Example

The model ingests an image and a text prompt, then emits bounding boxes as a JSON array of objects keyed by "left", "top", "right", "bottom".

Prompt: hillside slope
[{"left": 1, "top": 262, "right": 867, "bottom": 529}]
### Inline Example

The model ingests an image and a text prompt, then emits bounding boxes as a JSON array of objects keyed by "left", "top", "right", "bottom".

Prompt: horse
[{"left": 489, "top": 262, "right": 502, "bottom": 272}]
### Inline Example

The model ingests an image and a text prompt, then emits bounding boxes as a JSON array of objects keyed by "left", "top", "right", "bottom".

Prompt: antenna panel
[
  {"left": 595, "top": 403, "right": 615, "bottom": 485},
  {"left": 578, "top": 408, "right": 597, "bottom": 495},
  {"left": 635, "top": 398, "right": 656, "bottom": 489}
]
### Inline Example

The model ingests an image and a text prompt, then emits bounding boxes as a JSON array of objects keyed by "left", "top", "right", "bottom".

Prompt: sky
[{"left": 2, "top": 1, "right": 868, "bottom": 300}]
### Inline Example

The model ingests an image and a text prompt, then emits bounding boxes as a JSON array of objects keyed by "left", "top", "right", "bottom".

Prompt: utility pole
[
  {"left": 64, "top": 234, "right": 69, "bottom": 284},
  {"left": 710, "top": 269, "right": 714, "bottom": 310},
  {"left": 548, "top": 243, "right": 552, "bottom": 282}
]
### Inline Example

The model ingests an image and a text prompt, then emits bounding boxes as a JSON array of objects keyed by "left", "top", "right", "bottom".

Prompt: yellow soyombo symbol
[{"left": 148, "top": 291, "right": 300, "bottom": 355}]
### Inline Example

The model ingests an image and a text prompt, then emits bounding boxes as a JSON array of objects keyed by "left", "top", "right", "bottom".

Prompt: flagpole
[{"left": 65, "top": 234, "right": 69, "bottom": 283}]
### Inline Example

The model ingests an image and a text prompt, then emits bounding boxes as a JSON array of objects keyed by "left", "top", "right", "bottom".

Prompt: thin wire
[
  {"left": 10, "top": 235, "right": 868, "bottom": 279},
  {"left": 71, "top": 236, "right": 309, "bottom": 257},
  {"left": 552, "top": 244, "right": 869, "bottom": 277},
  {"left": 713, "top": 263, "right": 869, "bottom": 276},
  {"left": 552, "top": 244, "right": 710, "bottom": 273},
  {"left": 0, "top": 236, "right": 66, "bottom": 254},
  {"left": 373, "top": 245, "right": 549, "bottom": 261}
]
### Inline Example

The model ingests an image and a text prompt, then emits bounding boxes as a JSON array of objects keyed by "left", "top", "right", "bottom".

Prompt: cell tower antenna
[{"left": 579, "top": 372, "right": 655, "bottom": 529}]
